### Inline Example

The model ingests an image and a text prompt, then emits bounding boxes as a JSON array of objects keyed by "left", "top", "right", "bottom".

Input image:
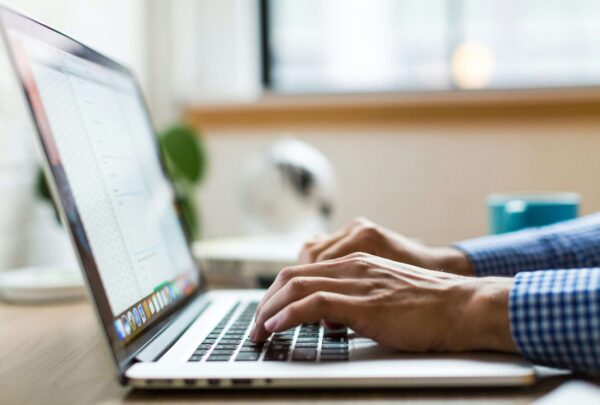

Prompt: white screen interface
[{"left": 11, "top": 31, "right": 199, "bottom": 340}]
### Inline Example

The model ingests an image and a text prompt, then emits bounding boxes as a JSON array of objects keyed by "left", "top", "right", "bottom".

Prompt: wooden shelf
[{"left": 185, "top": 88, "right": 600, "bottom": 129}]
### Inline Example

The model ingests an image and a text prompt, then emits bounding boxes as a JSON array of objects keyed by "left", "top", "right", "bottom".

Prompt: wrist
[
  {"left": 430, "top": 247, "right": 474, "bottom": 276},
  {"left": 453, "top": 277, "right": 518, "bottom": 353}
]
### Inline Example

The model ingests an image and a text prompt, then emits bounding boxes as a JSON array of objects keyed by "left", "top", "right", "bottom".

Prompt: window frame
[{"left": 259, "top": 0, "right": 600, "bottom": 96}]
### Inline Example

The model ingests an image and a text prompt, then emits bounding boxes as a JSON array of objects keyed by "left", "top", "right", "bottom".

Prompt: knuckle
[
  {"left": 349, "top": 257, "right": 372, "bottom": 271},
  {"left": 312, "top": 291, "right": 331, "bottom": 308},
  {"left": 345, "top": 251, "right": 369, "bottom": 259},
  {"left": 278, "top": 266, "right": 296, "bottom": 282},
  {"left": 289, "top": 276, "right": 309, "bottom": 292},
  {"left": 358, "top": 225, "right": 381, "bottom": 240}
]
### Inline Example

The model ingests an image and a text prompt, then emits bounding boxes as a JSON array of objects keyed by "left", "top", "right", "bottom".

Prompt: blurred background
[{"left": 2, "top": 0, "right": 600, "bottom": 273}]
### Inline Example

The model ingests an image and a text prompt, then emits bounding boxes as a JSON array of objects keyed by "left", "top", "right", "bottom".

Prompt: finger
[
  {"left": 315, "top": 231, "right": 365, "bottom": 262},
  {"left": 264, "top": 291, "right": 360, "bottom": 334},
  {"left": 298, "top": 228, "right": 349, "bottom": 264},
  {"left": 255, "top": 256, "right": 369, "bottom": 321},
  {"left": 252, "top": 277, "right": 369, "bottom": 341},
  {"left": 299, "top": 220, "right": 366, "bottom": 264}
]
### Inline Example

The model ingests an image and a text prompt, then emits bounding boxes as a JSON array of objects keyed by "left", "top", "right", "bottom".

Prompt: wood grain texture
[
  {"left": 0, "top": 300, "right": 590, "bottom": 404},
  {"left": 185, "top": 89, "right": 600, "bottom": 130}
]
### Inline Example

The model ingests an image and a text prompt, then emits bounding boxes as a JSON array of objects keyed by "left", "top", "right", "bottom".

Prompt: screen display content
[{"left": 6, "top": 28, "right": 199, "bottom": 344}]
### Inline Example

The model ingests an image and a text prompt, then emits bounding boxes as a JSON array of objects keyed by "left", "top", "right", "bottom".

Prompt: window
[{"left": 261, "top": 0, "right": 600, "bottom": 94}]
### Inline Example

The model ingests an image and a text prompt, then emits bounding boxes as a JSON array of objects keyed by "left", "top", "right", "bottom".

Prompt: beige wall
[{"left": 197, "top": 115, "right": 600, "bottom": 246}]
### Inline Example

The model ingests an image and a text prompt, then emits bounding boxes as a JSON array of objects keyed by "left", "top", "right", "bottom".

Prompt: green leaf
[{"left": 158, "top": 124, "right": 207, "bottom": 184}]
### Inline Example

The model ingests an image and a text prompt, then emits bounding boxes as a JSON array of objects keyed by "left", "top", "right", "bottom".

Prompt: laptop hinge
[{"left": 134, "top": 294, "right": 211, "bottom": 362}]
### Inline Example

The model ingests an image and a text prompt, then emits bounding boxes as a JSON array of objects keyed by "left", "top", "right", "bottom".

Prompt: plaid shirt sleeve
[
  {"left": 454, "top": 214, "right": 600, "bottom": 374},
  {"left": 510, "top": 268, "right": 600, "bottom": 374},
  {"left": 454, "top": 213, "right": 600, "bottom": 277}
]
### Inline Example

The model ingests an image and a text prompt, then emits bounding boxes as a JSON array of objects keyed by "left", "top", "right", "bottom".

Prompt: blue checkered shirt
[{"left": 455, "top": 213, "right": 600, "bottom": 375}]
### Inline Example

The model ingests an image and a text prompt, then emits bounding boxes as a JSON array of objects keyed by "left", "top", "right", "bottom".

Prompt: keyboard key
[
  {"left": 321, "top": 343, "right": 348, "bottom": 349},
  {"left": 211, "top": 349, "right": 235, "bottom": 356},
  {"left": 235, "top": 352, "right": 260, "bottom": 361},
  {"left": 296, "top": 337, "right": 319, "bottom": 343},
  {"left": 321, "top": 353, "right": 348, "bottom": 361},
  {"left": 189, "top": 355, "right": 203, "bottom": 362},
  {"left": 324, "top": 327, "right": 347, "bottom": 335},
  {"left": 267, "top": 343, "right": 291, "bottom": 351},
  {"left": 239, "top": 346, "right": 263, "bottom": 353},
  {"left": 219, "top": 338, "right": 242, "bottom": 344},
  {"left": 292, "top": 348, "right": 317, "bottom": 361},
  {"left": 215, "top": 344, "right": 238, "bottom": 350},
  {"left": 323, "top": 336, "right": 348, "bottom": 343},
  {"left": 243, "top": 341, "right": 263, "bottom": 348},
  {"left": 207, "top": 355, "right": 231, "bottom": 362},
  {"left": 264, "top": 351, "right": 288, "bottom": 361},
  {"left": 320, "top": 348, "right": 348, "bottom": 355},
  {"left": 294, "top": 342, "right": 318, "bottom": 348}
]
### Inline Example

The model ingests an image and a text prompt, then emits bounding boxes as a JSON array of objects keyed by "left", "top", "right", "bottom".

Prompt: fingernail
[
  {"left": 249, "top": 323, "right": 256, "bottom": 338},
  {"left": 264, "top": 315, "right": 278, "bottom": 332}
]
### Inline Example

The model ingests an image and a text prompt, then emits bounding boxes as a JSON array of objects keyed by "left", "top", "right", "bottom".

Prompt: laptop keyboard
[{"left": 187, "top": 301, "right": 349, "bottom": 363}]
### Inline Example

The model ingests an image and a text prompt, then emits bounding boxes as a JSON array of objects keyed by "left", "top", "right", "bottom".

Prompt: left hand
[{"left": 250, "top": 252, "right": 518, "bottom": 353}]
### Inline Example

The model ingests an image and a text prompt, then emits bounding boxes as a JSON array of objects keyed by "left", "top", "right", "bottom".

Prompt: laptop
[{"left": 0, "top": 6, "right": 536, "bottom": 389}]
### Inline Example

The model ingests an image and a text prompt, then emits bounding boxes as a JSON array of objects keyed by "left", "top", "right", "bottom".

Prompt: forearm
[
  {"left": 451, "top": 267, "right": 600, "bottom": 376},
  {"left": 453, "top": 213, "right": 600, "bottom": 276}
]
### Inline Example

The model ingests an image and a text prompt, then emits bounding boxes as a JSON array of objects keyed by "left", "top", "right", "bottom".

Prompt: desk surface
[{"left": 0, "top": 299, "right": 592, "bottom": 404}]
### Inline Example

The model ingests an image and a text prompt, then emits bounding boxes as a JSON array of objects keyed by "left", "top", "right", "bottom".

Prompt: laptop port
[
  {"left": 232, "top": 379, "right": 252, "bottom": 386},
  {"left": 146, "top": 379, "right": 171, "bottom": 386},
  {"left": 207, "top": 379, "right": 220, "bottom": 386},
  {"left": 183, "top": 379, "right": 196, "bottom": 387}
]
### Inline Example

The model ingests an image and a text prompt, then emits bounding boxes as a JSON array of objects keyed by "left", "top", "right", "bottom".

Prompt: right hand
[{"left": 299, "top": 218, "right": 473, "bottom": 275}]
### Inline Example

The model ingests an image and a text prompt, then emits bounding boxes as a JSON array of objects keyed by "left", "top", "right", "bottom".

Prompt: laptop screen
[{"left": 0, "top": 7, "right": 201, "bottom": 365}]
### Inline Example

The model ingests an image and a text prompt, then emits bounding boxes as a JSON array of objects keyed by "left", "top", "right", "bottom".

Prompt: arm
[
  {"left": 510, "top": 268, "right": 600, "bottom": 375},
  {"left": 456, "top": 213, "right": 600, "bottom": 276},
  {"left": 298, "top": 214, "right": 600, "bottom": 277},
  {"left": 251, "top": 252, "right": 518, "bottom": 353},
  {"left": 251, "top": 253, "right": 600, "bottom": 375}
]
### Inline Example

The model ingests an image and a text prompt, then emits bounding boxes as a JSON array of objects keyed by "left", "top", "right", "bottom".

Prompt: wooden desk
[{"left": 0, "top": 299, "right": 592, "bottom": 404}]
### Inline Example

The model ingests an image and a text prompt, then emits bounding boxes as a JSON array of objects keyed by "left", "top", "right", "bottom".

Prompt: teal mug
[{"left": 487, "top": 192, "right": 580, "bottom": 234}]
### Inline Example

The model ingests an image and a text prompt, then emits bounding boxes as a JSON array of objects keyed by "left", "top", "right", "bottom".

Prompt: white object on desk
[
  {"left": 194, "top": 235, "right": 302, "bottom": 263},
  {"left": 193, "top": 235, "right": 303, "bottom": 287},
  {"left": 0, "top": 265, "right": 85, "bottom": 303}
]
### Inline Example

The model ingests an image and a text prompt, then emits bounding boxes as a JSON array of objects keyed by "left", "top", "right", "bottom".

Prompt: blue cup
[{"left": 487, "top": 192, "right": 580, "bottom": 234}]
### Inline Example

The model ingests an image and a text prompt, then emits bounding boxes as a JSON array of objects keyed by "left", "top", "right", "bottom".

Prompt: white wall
[{"left": 197, "top": 117, "right": 600, "bottom": 246}]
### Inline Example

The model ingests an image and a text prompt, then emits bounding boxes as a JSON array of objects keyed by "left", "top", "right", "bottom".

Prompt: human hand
[
  {"left": 299, "top": 218, "right": 473, "bottom": 276},
  {"left": 250, "top": 252, "right": 517, "bottom": 353}
]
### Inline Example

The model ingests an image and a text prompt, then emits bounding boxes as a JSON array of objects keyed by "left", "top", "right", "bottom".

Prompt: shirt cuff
[
  {"left": 509, "top": 268, "right": 600, "bottom": 375},
  {"left": 454, "top": 230, "right": 553, "bottom": 277}
]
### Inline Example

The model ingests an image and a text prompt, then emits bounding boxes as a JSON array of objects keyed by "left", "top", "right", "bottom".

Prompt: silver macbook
[{"left": 0, "top": 6, "right": 535, "bottom": 389}]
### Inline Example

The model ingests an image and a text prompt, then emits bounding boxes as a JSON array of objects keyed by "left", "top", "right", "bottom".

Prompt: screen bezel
[{"left": 0, "top": 6, "right": 204, "bottom": 379}]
